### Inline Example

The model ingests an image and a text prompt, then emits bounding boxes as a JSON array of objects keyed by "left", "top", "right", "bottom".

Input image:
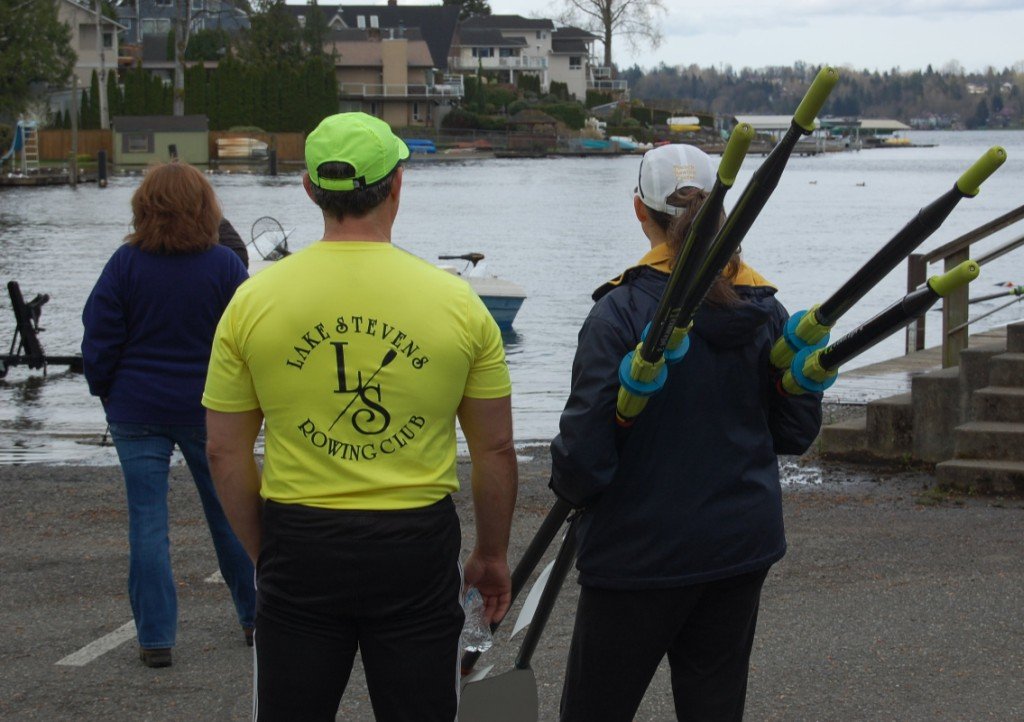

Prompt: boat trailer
[{"left": 1, "top": 280, "right": 83, "bottom": 379}]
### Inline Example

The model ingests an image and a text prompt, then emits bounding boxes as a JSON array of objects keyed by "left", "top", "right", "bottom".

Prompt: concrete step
[
  {"left": 935, "top": 458, "right": 1024, "bottom": 495},
  {"left": 865, "top": 393, "right": 912, "bottom": 455},
  {"left": 912, "top": 367, "right": 961, "bottom": 463},
  {"left": 817, "top": 417, "right": 868, "bottom": 460},
  {"left": 957, "top": 343, "right": 1006, "bottom": 419},
  {"left": 972, "top": 386, "right": 1024, "bottom": 422},
  {"left": 954, "top": 420, "right": 1024, "bottom": 462},
  {"left": 988, "top": 353, "right": 1024, "bottom": 387},
  {"left": 1006, "top": 321, "right": 1024, "bottom": 353}
]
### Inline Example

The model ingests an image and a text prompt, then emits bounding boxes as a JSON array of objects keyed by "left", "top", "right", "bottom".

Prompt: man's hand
[{"left": 463, "top": 549, "right": 512, "bottom": 625}]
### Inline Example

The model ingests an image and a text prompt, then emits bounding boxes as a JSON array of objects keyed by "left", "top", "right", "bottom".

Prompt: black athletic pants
[
  {"left": 560, "top": 567, "right": 771, "bottom": 722},
  {"left": 252, "top": 497, "right": 464, "bottom": 722}
]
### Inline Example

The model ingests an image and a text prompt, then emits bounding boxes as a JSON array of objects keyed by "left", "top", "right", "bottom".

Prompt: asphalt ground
[{"left": 1, "top": 439, "right": 1022, "bottom": 721}]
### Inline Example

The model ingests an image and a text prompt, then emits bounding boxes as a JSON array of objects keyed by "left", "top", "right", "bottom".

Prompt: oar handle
[
  {"left": 928, "top": 259, "right": 981, "bottom": 297},
  {"left": 718, "top": 123, "right": 754, "bottom": 187},
  {"left": 956, "top": 146, "right": 1007, "bottom": 197},
  {"left": 793, "top": 67, "right": 840, "bottom": 132},
  {"left": 771, "top": 146, "right": 1007, "bottom": 371},
  {"left": 782, "top": 260, "right": 980, "bottom": 394}
]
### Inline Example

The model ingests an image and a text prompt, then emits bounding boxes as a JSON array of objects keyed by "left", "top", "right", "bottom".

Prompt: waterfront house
[
  {"left": 57, "top": 0, "right": 128, "bottom": 88},
  {"left": 451, "top": 15, "right": 553, "bottom": 91},
  {"left": 114, "top": 0, "right": 250, "bottom": 45},
  {"left": 112, "top": 115, "right": 209, "bottom": 166}
]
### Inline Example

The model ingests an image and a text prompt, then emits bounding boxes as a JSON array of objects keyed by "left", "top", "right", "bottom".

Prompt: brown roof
[{"left": 112, "top": 115, "right": 209, "bottom": 133}]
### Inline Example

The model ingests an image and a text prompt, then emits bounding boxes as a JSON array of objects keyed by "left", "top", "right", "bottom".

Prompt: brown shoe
[
  {"left": 139, "top": 647, "right": 172, "bottom": 668},
  {"left": 243, "top": 626, "right": 254, "bottom": 647}
]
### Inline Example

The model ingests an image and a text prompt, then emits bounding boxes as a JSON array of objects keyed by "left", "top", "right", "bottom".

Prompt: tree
[
  {"left": 557, "top": 0, "right": 666, "bottom": 69},
  {"left": 0, "top": 0, "right": 75, "bottom": 117},
  {"left": 443, "top": 0, "right": 492, "bottom": 21}
]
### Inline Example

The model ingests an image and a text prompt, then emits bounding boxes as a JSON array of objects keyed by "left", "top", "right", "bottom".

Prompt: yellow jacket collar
[{"left": 602, "top": 243, "right": 776, "bottom": 290}]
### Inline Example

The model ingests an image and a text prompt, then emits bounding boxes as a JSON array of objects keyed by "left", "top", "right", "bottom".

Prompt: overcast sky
[{"left": 353, "top": 0, "right": 1024, "bottom": 74}]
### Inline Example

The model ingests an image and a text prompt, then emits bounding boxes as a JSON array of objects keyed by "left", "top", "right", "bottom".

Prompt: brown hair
[
  {"left": 647, "top": 187, "right": 739, "bottom": 307},
  {"left": 126, "top": 161, "right": 221, "bottom": 254}
]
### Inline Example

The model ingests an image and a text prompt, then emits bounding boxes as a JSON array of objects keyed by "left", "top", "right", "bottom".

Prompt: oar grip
[
  {"left": 792, "top": 66, "right": 839, "bottom": 133},
  {"left": 927, "top": 260, "right": 980, "bottom": 297},
  {"left": 718, "top": 123, "right": 754, "bottom": 187},
  {"left": 955, "top": 146, "right": 1007, "bottom": 197}
]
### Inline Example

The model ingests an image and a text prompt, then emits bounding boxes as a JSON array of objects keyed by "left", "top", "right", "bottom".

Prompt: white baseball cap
[{"left": 634, "top": 144, "right": 715, "bottom": 215}]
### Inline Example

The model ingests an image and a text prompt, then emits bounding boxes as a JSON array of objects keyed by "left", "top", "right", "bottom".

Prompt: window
[
  {"left": 123, "top": 133, "right": 153, "bottom": 154},
  {"left": 499, "top": 47, "right": 516, "bottom": 58},
  {"left": 535, "top": 31, "right": 546, "bottom": 39},
  {"left": 297, "top": 15, "right": 306, "bottom": 28},
  {"left": 141, "top": 18, "right": 171, "bottom": 35},
  {"left": 472, "top": 47, "right": 494, "bottom": 58},
  {"left": 412, "top": 102, "right": 420, "bottom": 121},
  {"left": 103, "top": 31, "right": 114, "bottom": 49},
  {"left": 569, "top": 56, "right": 581, "bottom": 69}
]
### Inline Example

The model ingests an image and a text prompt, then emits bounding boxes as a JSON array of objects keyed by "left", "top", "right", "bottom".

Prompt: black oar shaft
[
  {"left": 818, "top": 285, "right": 939, "bottom": 370},
  {"left": 514, "top": 518, "right": 578, "bottom": 671},
  {"left": 639, "top": 180, "right": 731, "bottom": 362},
  {"left": 460, "top": 498, "right": 572, "bottom": 675},
  {"left": 816, "top": 187, "right": 964, "bottom": 326}
]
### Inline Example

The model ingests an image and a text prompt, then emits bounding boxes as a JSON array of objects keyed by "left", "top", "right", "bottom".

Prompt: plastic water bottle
[{"left": 460, "top": 587, "right": 493, "bottom": 653}]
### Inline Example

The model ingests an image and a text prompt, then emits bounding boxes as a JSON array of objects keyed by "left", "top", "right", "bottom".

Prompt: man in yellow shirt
[{"left": 204, "top": 112, "right": 518, "bottom": 721}]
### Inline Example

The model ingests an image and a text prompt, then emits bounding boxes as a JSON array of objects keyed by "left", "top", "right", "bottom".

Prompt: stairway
[{"left": 818, "top": 321, "right": 1024, "bottom": 495}]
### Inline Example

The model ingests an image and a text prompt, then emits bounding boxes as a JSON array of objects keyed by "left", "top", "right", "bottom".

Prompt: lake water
[{"left": 1, "top": 129, "right": 1023, "bottom": 464}]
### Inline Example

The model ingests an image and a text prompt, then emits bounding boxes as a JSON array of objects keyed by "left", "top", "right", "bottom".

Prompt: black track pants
[
  {"left": 252, "top": 497, "right": 464, "bottom": 722},
  {"left": 560, "top": 567, "right": 770, "bottom": 722}
]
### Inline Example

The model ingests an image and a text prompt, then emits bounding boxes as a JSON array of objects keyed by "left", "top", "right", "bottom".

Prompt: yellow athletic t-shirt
[{"left": 202, "top": 241, "right": 511, "bottom": 510}]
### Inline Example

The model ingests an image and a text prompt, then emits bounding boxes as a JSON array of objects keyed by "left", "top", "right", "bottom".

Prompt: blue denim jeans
[{"left": 109, "top": 422, "right": 256, "bottom": 649}]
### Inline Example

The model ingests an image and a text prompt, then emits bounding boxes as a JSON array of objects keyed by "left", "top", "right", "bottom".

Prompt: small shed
[{"left": 112, "top": 115, "right": 210, "bottom": 166}]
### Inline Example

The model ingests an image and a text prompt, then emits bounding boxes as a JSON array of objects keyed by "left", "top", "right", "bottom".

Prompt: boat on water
[
  {"left": 437, "top": 253, "right": 527, "bottom": 331},
  {"left": 247, "top": 223, "right": 526, "bottom": 330}
]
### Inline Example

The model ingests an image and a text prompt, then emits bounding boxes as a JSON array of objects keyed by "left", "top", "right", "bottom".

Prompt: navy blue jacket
[
  {"left": 550, "top": 264, "right": 822, "bottom": 590},
  {"left": 81, "top": 243, "right": 248, "bottom": 426}
]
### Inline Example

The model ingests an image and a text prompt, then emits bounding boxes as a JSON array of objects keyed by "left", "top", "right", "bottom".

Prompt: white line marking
[{"left": 55, "top": 621, "right": 136, "bottom": 667}]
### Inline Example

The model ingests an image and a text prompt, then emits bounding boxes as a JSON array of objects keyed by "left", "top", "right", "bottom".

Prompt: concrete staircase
[{"left": 818, "top": 321, "right": 1024, "bottom": 495}]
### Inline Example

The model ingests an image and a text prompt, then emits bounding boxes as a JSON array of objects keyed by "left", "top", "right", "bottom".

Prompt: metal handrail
[{"left": 906, "top": 202, "right": 1024, "bottom": 366}]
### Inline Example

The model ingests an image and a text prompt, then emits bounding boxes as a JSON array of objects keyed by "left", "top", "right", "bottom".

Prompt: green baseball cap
[{"left": 305, "top": 112, "right": 410, "bottom": 191}]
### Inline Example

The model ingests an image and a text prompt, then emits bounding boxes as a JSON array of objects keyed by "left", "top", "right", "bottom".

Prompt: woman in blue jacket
[
  {"left": 82, "top": 162, "right": 254, "bottom": 668},
  {"left": 551, "top": 144, "right": 822, "bottom": 720}
]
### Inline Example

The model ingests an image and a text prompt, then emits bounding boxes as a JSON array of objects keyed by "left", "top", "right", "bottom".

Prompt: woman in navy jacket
[
  {"left": 551, "top": 145, "right": 822, "bottom": 720},
  {"left": 82, "top": 162, "right": 254, "bottom": 668}
]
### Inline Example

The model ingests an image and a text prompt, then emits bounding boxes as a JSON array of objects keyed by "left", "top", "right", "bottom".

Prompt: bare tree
[{"left": 558, "top": 0, "right": 666, "bottom": 70}]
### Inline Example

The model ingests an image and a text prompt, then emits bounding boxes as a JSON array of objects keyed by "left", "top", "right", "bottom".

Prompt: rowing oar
[
  {"left": 615, "top": 65, "right": 839, "bottom": 426},
  {"left": 769, "top": 146, "right": 1007, "bottom": 371},
  {"left": 781, "top": 260, "right": 980, "bottom": 395},
  {"left": 460, "top": 497, "right": 574, "bottom": 679},
  {"left": 614, "top": 123, "right": 754, "bottom": 425},
  {"left": 951, "top": 290, "right": 1024, "bottom": 333},
  {"left": 458, "top": 515, "right": 579, "bottom": 722},
  {"left": 969, "top": 285, "right": 1024, "bottom": 305}
]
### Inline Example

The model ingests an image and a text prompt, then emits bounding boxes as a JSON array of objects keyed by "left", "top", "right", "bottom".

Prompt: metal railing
[
  {"left": 338, "top": 83, "right": 463, "bottom": 99},
  {"left": 905, "top": 203, "right": 1024, "bottom": 366},
  {"left": 588, "top": 79, "right": 628, "bottom": 91},
  {"left": 447, "top": 56, "right": 548, "bottom": 71}
]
